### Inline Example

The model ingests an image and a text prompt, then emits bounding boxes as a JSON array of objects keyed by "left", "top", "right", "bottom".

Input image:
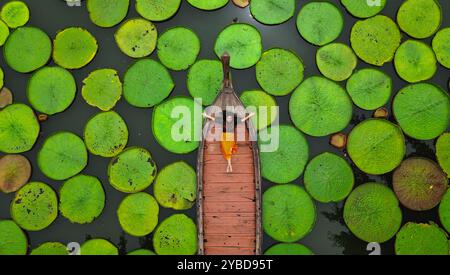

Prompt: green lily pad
[
  {"left": 82, "top": 69, "right": 122, "bottom": 111},
  {"left": 38, "top": 132, "right": 88, "bottom": 180},
  {"left": 117, "top": 192, "right": 159, "bottom": 237},
  {"left": 340, "top": 0, "right": 386, "bottom": 18},
  {"left": 395, "top": 222, "right": 448, "bottom": 255},
  {"left": 108, "top": 147, "right": 157, "bottom": 193},
  {"left": 240, "top": 90, "right": 278, "bottom": 130},
  {"left": 250, "top": 0, "right": 295, "bottom": 25},
  {"left": 87, "top": 0, "right": 129, "bottom": 28},
  {"left": 256, "top": 48, "right": 304, "bottom": 96},
  {"left": 84, "top": 111, "right": 129, "bottom": 157},
  {"left": 296, "top": 2, "right": 343, "bottom": 46},
  {"left": 0, "top": 68, "right": 3, "bottom": 90},
  {"left": 304, "top": 152, "right": 354, "bottom": 203},
  {"left": 115, "top": 18, "right": 157, "bottom": 58},
  {"left": 0, "top": 154, "right": 31, "bottom": 194},
  {"left": 186, "top": 0, "right": 228, "bottom": 10},
  {"left": 264, "top": 243, "right": 314, "bottom": 255},
  {"left": 259, "top": 125, "right": 309, "bottom": 184},
  {"left": 394, "top": 40, "right": 437, "bottom": 83},
  {"left": 432, "top": 27, "right": 450, "bottom": 69},
  {"left": 350, "top": 15, "right": 401, "bottom": 66},
  {"left": 346, "top": 68, "right": 392, "bottom": 110},
  {"left": 53, "top": 27, "right": 98, "bottom": 69},
  {"left": 316, "top": 43, "right": 357, "bottom": 81},
  {"left": 187, "top": 59, "right": 222, "bottom": 106},
  {"left": 439, "top": 190, "right": 450, "bottom": 233},
  {"left": 81, "top": 239, "right": 118, "bottom": 255},
  {"left": 0, "top": 103, "right": 40, "bottom": 153},
  {"left": 11, "top": 182, "right": 58, "bottom": 231},
  {"left": 27, "top": 66, "right": 76, "bottom": 115},
  {"left": 0, "top": 87, "right": 13, "bottom": 109},
  {"left": 0, "top": 220, "right": 27, "bottom": 255},
  {"left": 289, "top": 76, "right": 352, "bottom": 137},
  {"left": 214, "top": 23, "right": 262, "bottom": 69},
  {"left": 127, "top": 249, "right": 155, "bottom": 255},
  {"left": 0, "top": 1, "right": 29, "bottom": 28},
  {"left": 263, "top": 184, "right": 316, "bottom": 242},
  {"left": 347, "top": 119, "right": 405, "bottom": 175},
  {"left": 157, "top": 27, "right": 200, "bottom": 71},
  {"left": 436, "top": 133, "right": 450, "bottom": 177},
  {"left": 397, "top": 0, "right": 441, "bottom": 39},
  {"left": 153, "top": 214, "right": 197, "bottom": 255},
  {"left": 124, "top": 59, "right": 174, "bottom": 108},
  {"left": 60, "top": 174, "right": 105, "bottom": 224},
  {"left": 0, "top": 20, "right": 9, "bottom": 46},
  {"left": 136, "top": 0, "right": 181, "bottom": 21},
  {"left": 393, "top": 83, "right": 449, "bottom": 140},
  {"left": 4, "top": 27, "right": 52, "bottom": 73},
  {"left": 30, "top": 242, "right": 68, "bottom": 255},
  {"left": 154, "top": 161, "right": 196, "bottom": 210},
  {"left": 152, "top": 96, "right": 200, "bottom": 154},
  {"left": 344, "top": 183, "right": 402, "bottom": 243},
  {"left": 393, "top": 158, "right": 447, "bottom": 211}
]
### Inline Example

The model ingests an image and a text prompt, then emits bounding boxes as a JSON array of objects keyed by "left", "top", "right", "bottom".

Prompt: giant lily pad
[
  {"left": 397, "top": 0, "right": 441, "bottom": 39},
  {"left": 436, "top": 133, "right": 450, "bottom": 177},
  {"left": 316, "top": 43, "right": 357, "bottom": 82},
  {"left": 347, "top": 119, "right": 405, "bottom": 175},
  {"left": 346, "top": 68, "right": 392, "bottom": 110},
  {"left": 117, "top": 192, "right": 159, "bottom": 237},
  {"left": 115, "top": 18, "right": 157, "bottom": 58},
  {"left": 256, "top": 48, "right": 304, "bottom": 96},
  {"left": 4, "top": 27, "right": 52, "bottom": 73},
  {"left": 60, "top": 174, "right": 105, "bottom": 224},
  {"left": 240, "top": 90, "right": 278, "bottom": 130},
  {"left": 0, "top": 68, "right": 3, "bottom": 90},
  {"left": 154, "top": 161, "right": 196, "bottom": 210},
  {"left": 289, "top": 76, "right": 352, "bottom": 137},
  {"left": 152, "top": 96, "right": 200, "bottom": 154},
  {"left": 30, "top": 242, "right": 68, "bottom": 255},
  {"left": 27, "top": 66, "right": 76, "bottom": 115},
  {"left": 0, "top": 154, "right": 31, "bottom": 194},
  {"left": 186, "top": 0, "right": 228, "bottom": 10},
  {"left": 432, "top": 27, "right": 450, "bottom": 69},
  {"left": 259, "top": 125, "right": 309, "bottom": 184},
  {"left": 350, "top": 15, "right": 401, "bottom": 66},
  {"left": 393, "top": 83, "right": 449, "bottom": 140},
  {"left": 394, "top": 40, "right": 437, "bottom": 83},
  {"left": 153, "top": 214, "right": 197, "bottom": 255},
  {"left": 0, "top": 220, "right": 27, "bottom": 255},
  {"left": 84, "top": 111, "right": 129, "bottom": 157},
  {"left": 439, "top": 190, "right": 450, "bottom": 233},
  {"left": 344, "top": 183, "right": 402, "bottom": 243},
  {"left": 393, "top": 158, "right": 447, "bottom": 211},
  {"left": 38, "top": 132, "right": 88, "bottom": 180},
  {"left": 53, "top": 27, "right": 98, "bottom": 69},
  {"left": 0, "top": 20, "right": 9, "bottom": 46},
  {"left": 0, "top": 1, "right": 29, "bottom": 28},
  {"left": 341, "top": 0, "right": 386, "bottom": 18},
  {"left": 80, "top": 239, "right": 118, "bottom": 255},
  {"left": 296, "top": 2, "right": 343, "bottom": 46},
  {"left": 124, "top": 59, "right": 174, "bottom": 108},
  {"left": 0, "top": 103, "right": 40, "bottom": 153},
  {"left": 187, "top": 59, "right": 222, "bottom": 106},
  {"left": 214, "top": 23, "right": 262, "bottom": 69},
  {"left": 264, "top": 243, "right": 314, "bottom": 255},
  {"left": 82, "top": 68, "right": 122, "bottom": 111},
  {"left": 87, "top": 0, "right": 129, "bottom": 28},
  {"left": 157, "top": 27, "right": 200, "bottom": 71},
  {"left": 263, "top": 184, "right": 316, "bottom": 242},
  {"left": 108, "top": 147, "right": 157, "bottom": 193},
  {"left": 127, "top": 249, "right": 155, "bottom": 255},
  {"left": 250, "top": 0, "right": 295, "bottom": 25},
  {"left": 136, "top": 0, "right": 181, "bottom": 22},
  {"left": 304, "top": 152, "right": 354, "bottom": 203},
  {"left": 395, "top": 222, "right": 448, "bottom": 255},
  {"left": 11, "top": 182, "right": 58, "bottom": 231}
]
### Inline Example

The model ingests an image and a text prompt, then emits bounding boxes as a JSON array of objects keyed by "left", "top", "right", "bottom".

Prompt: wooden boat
[{"left": 196, "top": 54, "right": 262, "bottom": 255}]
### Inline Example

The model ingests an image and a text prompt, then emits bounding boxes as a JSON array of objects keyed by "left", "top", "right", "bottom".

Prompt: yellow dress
[{"left": 221, "top": 132, "right": 238, "bottom": 161}]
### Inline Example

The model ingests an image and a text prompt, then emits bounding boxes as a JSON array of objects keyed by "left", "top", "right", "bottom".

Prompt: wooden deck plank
[
  {"left": 204, "top": 173, "right": 255, "bottom": 183},
  {"left": 204, "top": 235, "right": 256, "bottom": 247},
  {"left": 204, "top": 247, "right": 255, "bottom": 255},
  {"left": 203, "top": 183, "right": 255, "bottom": 193},
  {"left": 203, "top": 201, "right": 255, "bottom": 213}
]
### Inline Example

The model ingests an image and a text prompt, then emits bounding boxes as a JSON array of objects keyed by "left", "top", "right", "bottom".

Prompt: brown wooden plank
[
  {"left": 204, "top": 235, "right": 256, "bottom": 247},
  {"left": 204, "top": 173, "right": 255, "bottom": 183},
  {"left": 204, "top": 154, "right": 254, "bottom": 164},
  {"left": 203, "top": 201, "right": 255, "bottom": 213},
  {"left": 203, "top": 183, "right": 255, "bottom": 193},
  {"left": 203, "top": 193, "right": 255, "bottom": 202},
  {"left": 204, "top": 163, "right": 254, "bottom": 174},
  {"left": 203, "top": 212, "right": 256, "bottom": 218},
  {"left": 204, "top": 223, "right": 255, "bottom": 234},
  {"left": 204, "top": 247, "right": 255, "bottom": 255},
  {"left": 204, "top": 216, "right": 256, "bottom": 227}
]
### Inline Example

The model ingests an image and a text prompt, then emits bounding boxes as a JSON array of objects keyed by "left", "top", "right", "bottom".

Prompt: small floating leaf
[
  {"left": 87, "top": 0, "right": 129, "bottom": 28},
  {"left": 397, "top": 0, "right": 441, "bottom": 39},
  {"left": 82, "top": 68, "right": 122, "bottom": 111},
  {"left": 432, "top": 27, "right": 450, "bottom": 69},
  {"left": 439, "top": 190, "right": 450, "bottom": 233},
  {"left": 127, "top": 249, "right": 155, "bottom": 255},
  {"left": 250, "top": 0, "right": 295, "bottom": 25},
  {"left": 0, "top": 154, "right": 31, "bottom": 194},
  {"left": 27, "top": 66, "right": 76, "bottom": 115},
  {"left": 436, "top": 133, "right": 450, "bottom": 177},
  {"left": 30, "top": 242, "right": 68, "bottom": 255},
  {"left": 38, "top": 132, "right": 87, "bottom": 180},
  {"left": 395, "top": 222, "right": 448, "bottom": 255},
  {"left": 108, "top": 147, "right": 157, "bottom": 193},
  {"left": 214, "top": 23, "right": 262, "bottom": 69},
  {"left": 11, "top": 182, "right": 58, "bottom": 231},
  {"left": 153, "top": 214, "right": 197, "bottom": 255},
  {"left": 394, "top": 40, "right": 437, "bottom": 83},
  {"left": 340, "top": 0, "right": 386, "bottom": 18},
  {"left": 344, "top": 183, "right": 402, "bottom": 243},
  {"left": 80, "top": 239, "right": 118, "bottom": 255},
  {"left": 84, "top": 111, "right": 129, "bottom": 157},
  {"left": 60, "top": 175, "right": 105, "bottom": 224},
  {"left": 186, "top": 0, "right": 228, "bottom": 10},
  {"left": 0, "top": 1, "right": 29, "bottom": 28},
  {"left": 256, "top": 48, "right": 304, "bottom": 96},
  {"left": 136, "top": 0, "right": 181, "bottom": 22},
  {"left": 240, "top": 90, "right": 278, "bottom": 130},
  {"left": 115, "top": 18, "right": 157, "bottom": 58},
  {"left": 264, "top": 243, "right": 314, "bottom": 255},
  {"left": 316, "top": 43, "right": 357, "bottom": 82},
  {"left": 0, "top": 220, "right": 27, "bottom": 255},
  {"left": 0, "top": 20, "right": 9, "bottom": 46},
  {"left": 263, "top": 184, "right": 316, "bottom": 242},
  {"left": 154, "top": 161, "right": 196, "bottom": 210},
  {"left": 187, "top": 59, "right": 222, "bottom": 106}
]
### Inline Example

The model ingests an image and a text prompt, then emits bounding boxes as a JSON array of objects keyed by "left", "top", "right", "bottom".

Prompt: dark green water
[{"left": 0, "top": 0, "right": 449, "bottom": 255}]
